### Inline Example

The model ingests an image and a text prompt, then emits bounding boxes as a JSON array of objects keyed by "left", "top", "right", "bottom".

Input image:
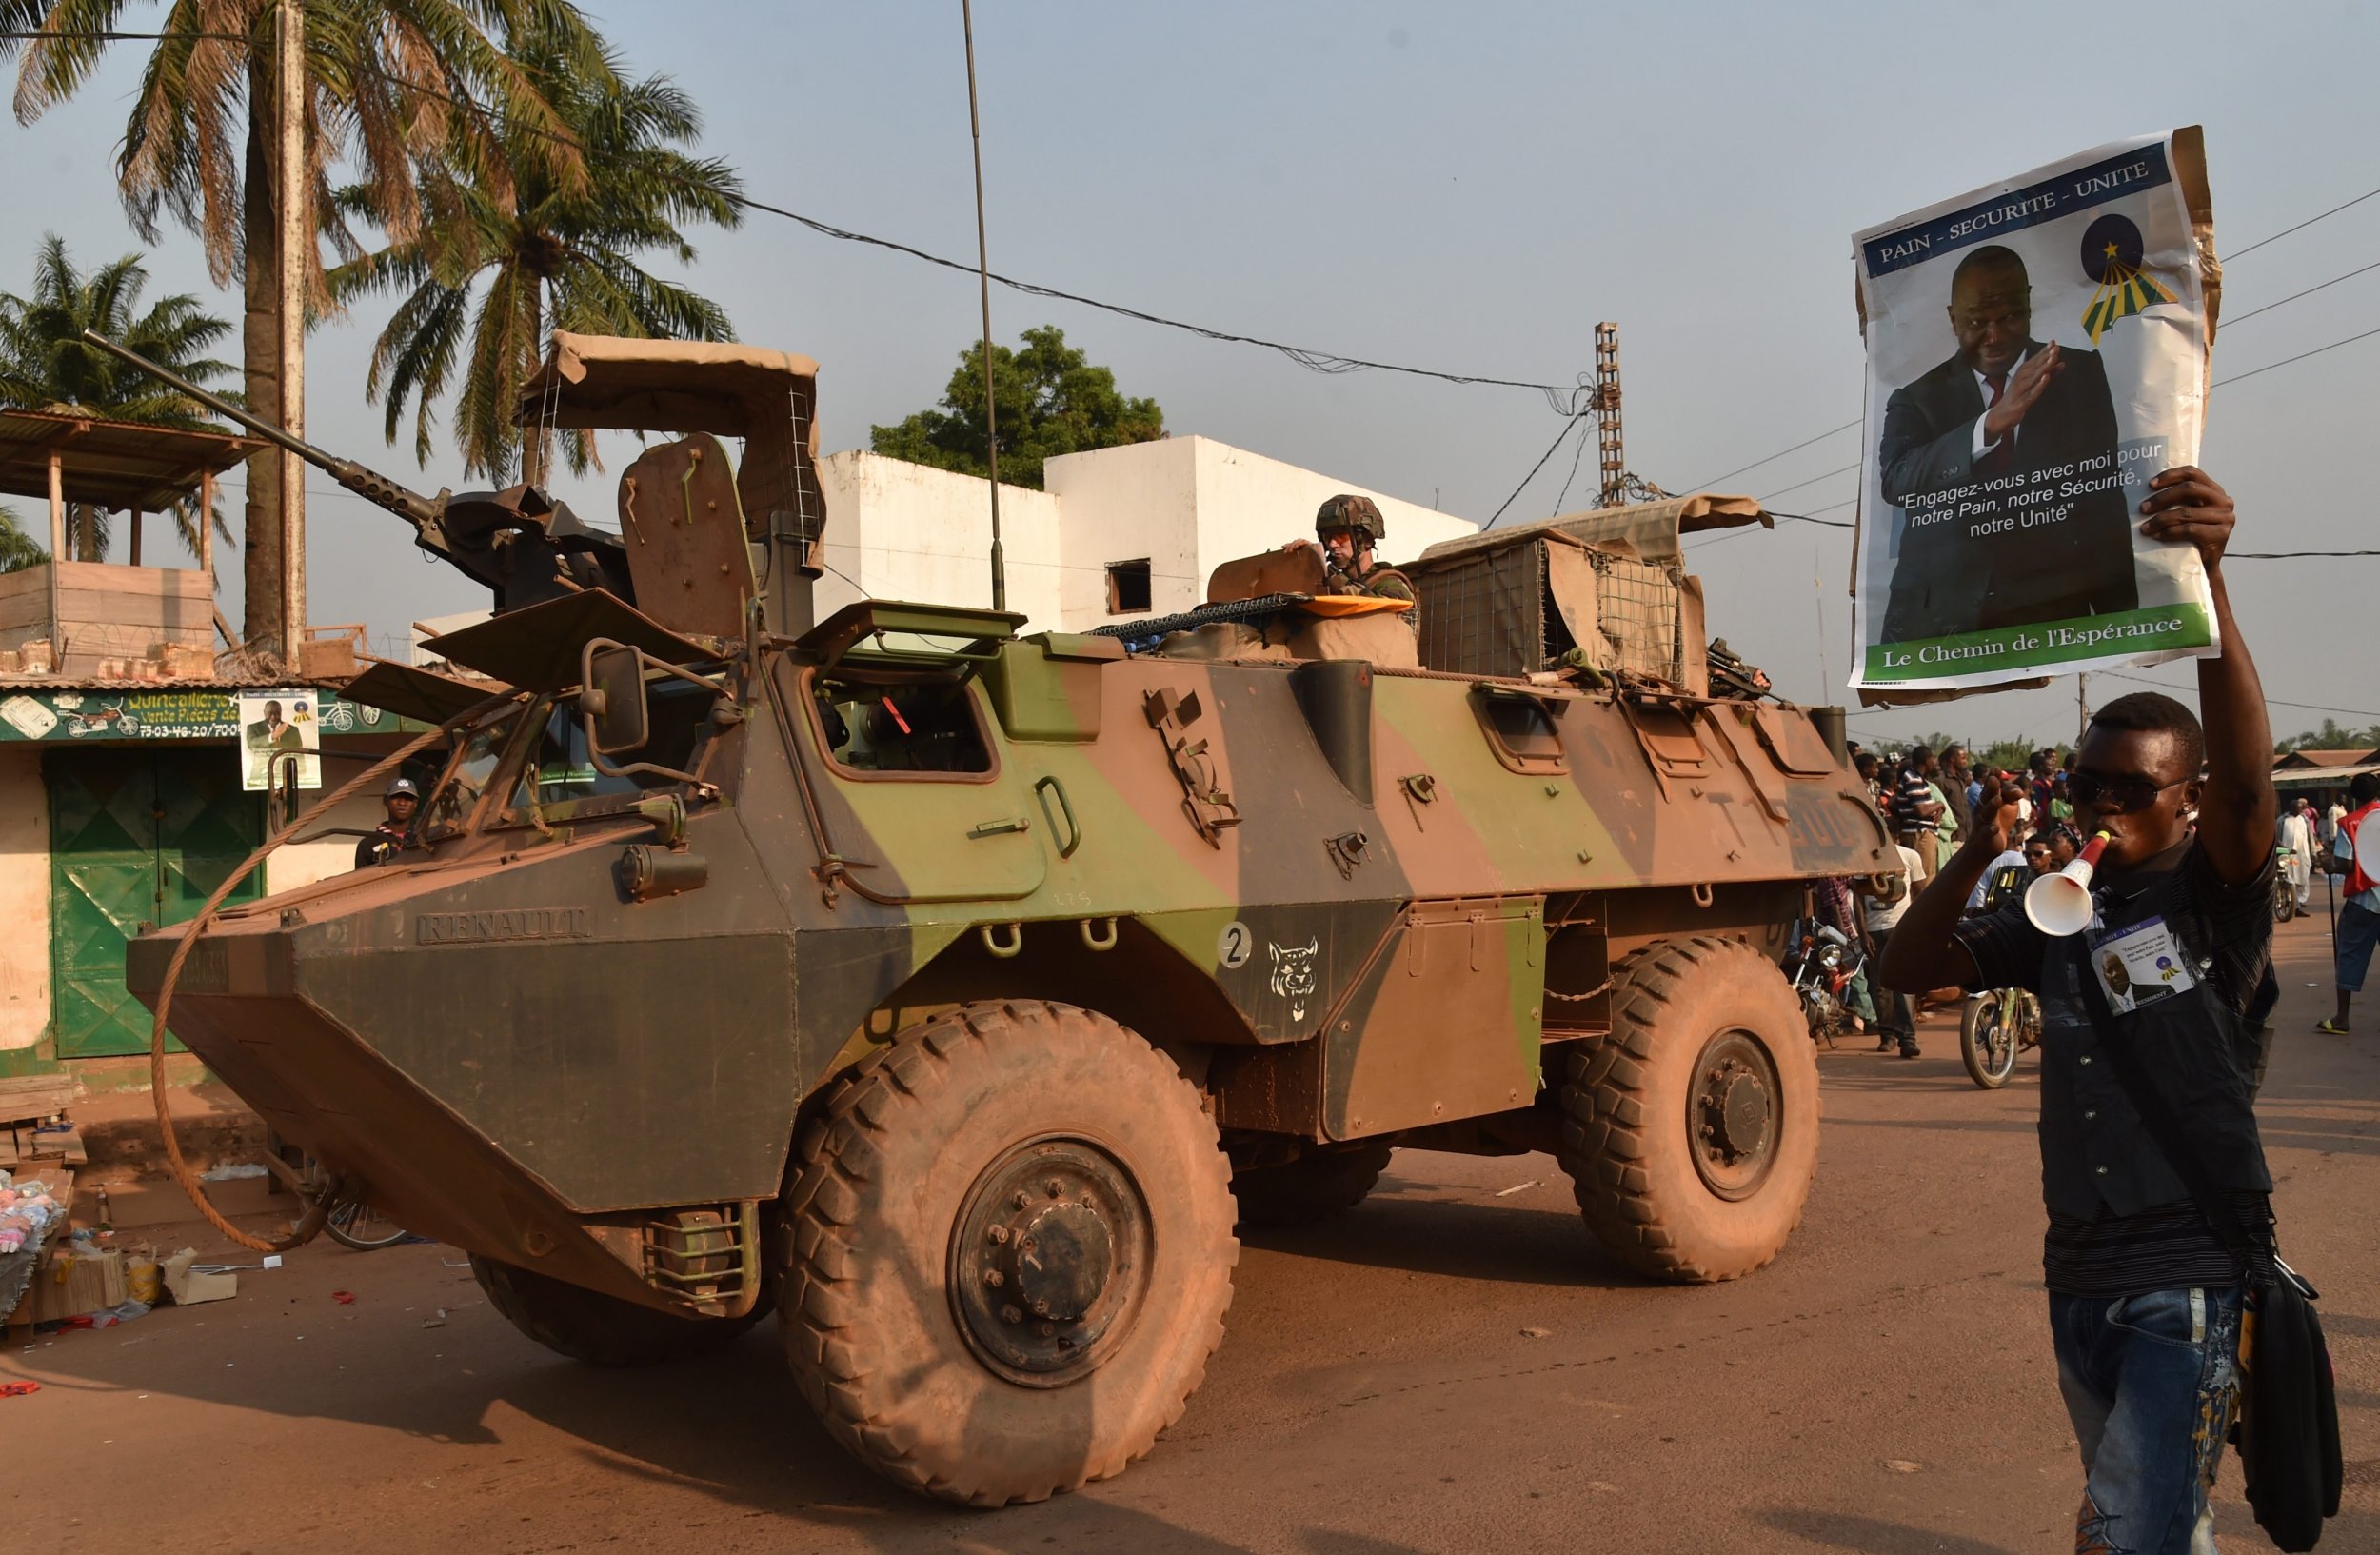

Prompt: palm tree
[
  {"left": 0, "top": 234, "right": 238, "bottom": 560},
  {"left": 0, "top": 504, "right": 48, "bottom": 572},
  {"left": 328, "top": 25, "right": 740, "bottom": 482},
  {"left": 3, "top": 0, "right": 606, "bottom": 642}
]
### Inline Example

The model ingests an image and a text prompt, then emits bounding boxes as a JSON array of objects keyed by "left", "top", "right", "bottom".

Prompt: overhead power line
[
  {"left": 2221, "top": 184, "right": 2380, "bottom": 262},
  {"left": 1683, "top": 417, "right": 1860, "bottom": 492},
  {"left": 345, "top": 54, "right": 1612, "bottom": 414},
  {"left": 5, "top": 32, "right": 1601, "bottom": 414},
  {"left": 1756, "top": 462, "right": 1859, "bottom": 503},
  {"left": 2219, "top": 256, "right": 2380, "bottom": 328},
  {"left": 2210, "top": 323, "right": 2380, "bottom": 389},
  {"left": 1480, "top": 415, "right": 1591, "bottom": 530},
  {"left": 2095, "top": 668, "right": 2380, "bottom": 723}
]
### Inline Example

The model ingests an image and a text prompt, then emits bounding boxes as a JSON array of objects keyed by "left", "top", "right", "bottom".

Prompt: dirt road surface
[{"left": 5, "top": 915, "right": 2372, "bottom": 1554}]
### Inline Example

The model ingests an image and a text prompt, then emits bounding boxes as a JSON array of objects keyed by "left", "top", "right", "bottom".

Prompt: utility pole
[
  {"left": 1594, "top": 322, "right": 1624, "bottom": 507},
  {"left": 2076, "top": 673, "right": 2089, "bottom": 745},
  {"left": 276, "top": 0, "right": 307, "bottom": 670},
  {"left": 962, "top": 0, "right": 1005, "bottom": 612}
]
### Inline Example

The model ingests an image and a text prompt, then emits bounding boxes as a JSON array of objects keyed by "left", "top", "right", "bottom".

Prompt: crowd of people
[{"left": 1812, "top": 739, "right": 2091, "bottom": 1057}]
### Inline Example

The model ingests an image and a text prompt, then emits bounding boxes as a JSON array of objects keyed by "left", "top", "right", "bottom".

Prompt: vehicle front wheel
[
  {"left": 1556, "top": 935, "right": 1820, "bottom": 1283},
  {"left": 781, "top": 1000, "right": 1238, "bottom": 1506}
]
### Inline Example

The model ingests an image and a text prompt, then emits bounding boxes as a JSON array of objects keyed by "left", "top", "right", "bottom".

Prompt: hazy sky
[{"left": 4, "top": 0, "right": 2373, "bottom": 749}]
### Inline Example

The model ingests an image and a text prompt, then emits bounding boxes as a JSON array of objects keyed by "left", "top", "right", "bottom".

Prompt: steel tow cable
[{"left": 146, "top": 692, "right": 516, "bottom": 1252}]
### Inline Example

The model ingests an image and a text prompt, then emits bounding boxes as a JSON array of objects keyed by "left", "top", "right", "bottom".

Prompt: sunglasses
[{"left": 2068, "top": 769, "right": 2188, "bottom": 813}]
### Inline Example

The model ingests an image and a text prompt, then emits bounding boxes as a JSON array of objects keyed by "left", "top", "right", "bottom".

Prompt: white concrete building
[{"left": 815, "top": 436, "right": 1475, "bottom": 630}]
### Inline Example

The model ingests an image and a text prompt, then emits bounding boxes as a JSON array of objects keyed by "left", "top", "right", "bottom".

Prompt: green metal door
[{"left": 47, "top": 747, "right": 263, "bottom": 1058}]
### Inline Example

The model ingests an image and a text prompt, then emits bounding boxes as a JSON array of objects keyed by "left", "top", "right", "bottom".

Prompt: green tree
[
  {"left": 2277, "top": 718, "right": 2380, "bottom": 753},
  {"left": 0, "top": 504, "right": 47, "bottom": 572},
  {"left": 0, "top": 234, "right": 237, "bottom": 560},
  {"left": 4, "top": 0, "right": 605, "bottom": 642},
  {"left": 327, "top": 23, "right": 740, "bottom": 480},
  {"left": 871, "top": 326, "right": 1164, "bottom": 489}
]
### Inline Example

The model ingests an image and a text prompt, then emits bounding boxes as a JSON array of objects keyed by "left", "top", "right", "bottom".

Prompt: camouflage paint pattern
[{"left": 125, "top": 612, "right": 1883, "bottom": 1312}]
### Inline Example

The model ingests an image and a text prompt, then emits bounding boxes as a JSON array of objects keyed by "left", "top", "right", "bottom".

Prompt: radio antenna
[{"left": 962, "top": 0, "right": 1006, "bottom": 611}]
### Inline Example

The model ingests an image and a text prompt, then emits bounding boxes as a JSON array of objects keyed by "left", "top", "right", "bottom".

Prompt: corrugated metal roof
[
  {"left": 2275, "top": 762, "right": 2380, "bottom": 786},
  {"left": 0, "top": 409, "right": 262, "bottom": 509},
  {"left": 0, "top": 674, "right": 340, "bottom": 692}
]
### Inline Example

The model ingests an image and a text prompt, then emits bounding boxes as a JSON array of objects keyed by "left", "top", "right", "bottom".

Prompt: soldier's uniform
[{"left": 1313, "top": 495, "right": 1417, "bottom": 625}]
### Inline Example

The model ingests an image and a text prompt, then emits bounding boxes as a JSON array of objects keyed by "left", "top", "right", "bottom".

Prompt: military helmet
[
  {"left": 385, "top": 776, "right": 422, "bottom": 801},
  {"left": 1315, "top": 493, "right": 1385, "bottom": 544}
]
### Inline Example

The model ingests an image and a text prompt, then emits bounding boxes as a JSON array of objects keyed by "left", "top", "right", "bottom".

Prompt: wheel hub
[
  {"left": 1008, "top": 1201, "right": 1113, "bottom": 1322},
  {"left": 951, "top": 1138, "right": 1149, "bottom": 1387},
  {"left": 1689, "top": 1029, "right": 1781, "bottom": 1201}
]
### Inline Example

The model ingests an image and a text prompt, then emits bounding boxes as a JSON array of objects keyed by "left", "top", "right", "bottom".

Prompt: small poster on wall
[{"left": 237, "top": 690, "right": 321, "bottom": 791}]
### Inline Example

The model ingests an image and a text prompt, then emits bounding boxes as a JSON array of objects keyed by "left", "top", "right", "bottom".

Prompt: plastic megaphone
[{"left": 2024, "top": 831, "right": 2112, "bottom": 937}]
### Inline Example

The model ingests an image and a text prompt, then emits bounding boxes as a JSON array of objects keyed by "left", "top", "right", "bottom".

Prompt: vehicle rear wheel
[
  {"left": 1556, "top": 935, "right": 1819, "bottom": 1283},
  {"left": 1960, "top": 992, "right": 2023, "bottom": 1089},
  {"left": 471, "top": 1255, "right": 770, "bottom": 1366},
  {"left": 781, "top": 1000, "right": 1238, "bottom": 1506},
  {"left": 1230, "top": 1143, "right": 1395, "bottom": 1227}
]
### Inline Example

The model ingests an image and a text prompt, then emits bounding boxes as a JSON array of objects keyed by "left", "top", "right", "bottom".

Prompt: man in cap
[
  {"left": 354, "top": 777, "right": 422, "bottom": 868},
  {"left": 1292, "top": 493, "right": 1417, "bottom": 623}
]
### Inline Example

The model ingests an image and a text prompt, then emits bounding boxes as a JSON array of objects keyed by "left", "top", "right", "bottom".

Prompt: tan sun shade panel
[
  {"left": 422, "top": 588, "right": 716, "bottom": 691},
  {"left": 340, "top": 659, "right": 502, "bottom": 723},
  {"left": 516, "top": 329, "right": 821, "bottom": 436},
  {"left": 1415, "top": 491, "right": 1770, "bottom": 569}
]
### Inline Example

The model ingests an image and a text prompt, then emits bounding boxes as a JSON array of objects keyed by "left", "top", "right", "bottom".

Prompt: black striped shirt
[{"left": 1957, "top": 836, "right": 2278, "bottom": 1296}]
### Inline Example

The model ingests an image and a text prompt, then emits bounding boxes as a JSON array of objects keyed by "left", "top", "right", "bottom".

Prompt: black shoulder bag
[{"left": 2075, "top": 960, "right": 2342, "bottom": 1552}]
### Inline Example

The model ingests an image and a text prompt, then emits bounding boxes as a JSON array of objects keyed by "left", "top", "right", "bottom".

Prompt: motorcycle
[
  {"left": 1783, "top": 918, "right": 1868, "bottom": 1047},
  {"left": 2273, "top": 845, "right": 2300, "bottom": 923},
  {"left": 1959, "top": 987, "right": 2041, "bottom": 1088}
]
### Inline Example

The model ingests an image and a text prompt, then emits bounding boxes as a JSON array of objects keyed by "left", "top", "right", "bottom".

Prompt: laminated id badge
[{"left": 2088, "top": 916, "right": 2197, "bottom": 1013}]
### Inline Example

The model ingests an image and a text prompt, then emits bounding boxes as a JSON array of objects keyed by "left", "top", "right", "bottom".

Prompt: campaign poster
[
  {"left": 1851, "top": 130, "right": 2220, "bottom": 694},
  {"left": 237, "top": 689, "right": 322, "bottom": 791}
]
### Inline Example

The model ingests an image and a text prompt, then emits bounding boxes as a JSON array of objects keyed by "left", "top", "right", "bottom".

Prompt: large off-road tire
[
  {"left": 471, "top": 1255, "right": 770, "bottom": 1366},
  {"left": 1230, "top": 1142, "right": 1395, "bottom": 1227},
  {"left": 1556, "top": 935, "right": 1820, "bottom": 1283},
  {"left": 781, "top": 1000, "right": 1238, "bottom": 1506}
]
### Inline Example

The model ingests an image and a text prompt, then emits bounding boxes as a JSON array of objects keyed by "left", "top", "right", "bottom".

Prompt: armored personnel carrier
[{"left": 105, "top": 331, "right": 1891, "bottom": 1506}]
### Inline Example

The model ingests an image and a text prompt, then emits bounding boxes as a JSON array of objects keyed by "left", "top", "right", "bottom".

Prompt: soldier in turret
[{"left": 1291, "top": 494, "right": 1416, "bottom": 628}]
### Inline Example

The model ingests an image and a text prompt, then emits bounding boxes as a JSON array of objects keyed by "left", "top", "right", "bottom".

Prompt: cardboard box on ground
[{"left": 33, "top": 1246, "right": 127, "bottom": 1322}]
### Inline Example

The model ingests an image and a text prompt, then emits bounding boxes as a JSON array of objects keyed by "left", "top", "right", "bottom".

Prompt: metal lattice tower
[{"left": 1594, "top": 322, "right": 1625, "bottom": 507}]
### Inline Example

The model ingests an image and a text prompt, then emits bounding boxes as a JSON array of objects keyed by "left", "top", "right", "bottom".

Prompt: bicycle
[{"left": 295, "top": 1155, "right": 411, "bottom": 1251}]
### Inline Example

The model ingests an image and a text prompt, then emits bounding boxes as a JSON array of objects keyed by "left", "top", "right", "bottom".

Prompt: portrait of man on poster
[{"left": 1875, "top": 244, "right": 2138, "bottom": 642}]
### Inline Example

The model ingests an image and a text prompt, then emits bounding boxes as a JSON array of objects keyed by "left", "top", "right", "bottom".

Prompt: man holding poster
[{"left": 1854, "top": 130, "right": 2220, "bottom": 694}]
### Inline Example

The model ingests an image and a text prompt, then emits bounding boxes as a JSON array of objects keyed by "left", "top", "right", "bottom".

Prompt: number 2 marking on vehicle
[{"left": 1218, "top": 921, "right": 1252, "bottom": 969}]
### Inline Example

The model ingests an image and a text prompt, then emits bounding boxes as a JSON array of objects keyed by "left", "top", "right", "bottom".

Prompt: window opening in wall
[{"left": 1105, "top": 558, "right": 1153, "bottom": 615}]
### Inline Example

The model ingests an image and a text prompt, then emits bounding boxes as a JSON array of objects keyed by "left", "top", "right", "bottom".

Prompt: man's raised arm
[{"left": 2139, "top": 468, "right": 2274, "bottom": 885}]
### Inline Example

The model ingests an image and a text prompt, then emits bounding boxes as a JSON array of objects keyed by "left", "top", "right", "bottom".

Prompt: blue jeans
[
  {"left": 2051, "top": 1286, "right": 2244, "bottom": 1554},
  {"left": 2337, "top": 899, "right": 2379, "bottom": 994}
]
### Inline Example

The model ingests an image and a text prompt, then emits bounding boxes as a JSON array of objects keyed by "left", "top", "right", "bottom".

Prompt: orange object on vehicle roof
[{"left": 1294, "top": 595, "right": 1413, "bottom": 618}]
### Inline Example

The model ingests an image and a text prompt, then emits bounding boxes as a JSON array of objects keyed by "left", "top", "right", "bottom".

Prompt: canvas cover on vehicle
[{"left": 1409, "top": 492, "right": 1759, "bottom": 688}]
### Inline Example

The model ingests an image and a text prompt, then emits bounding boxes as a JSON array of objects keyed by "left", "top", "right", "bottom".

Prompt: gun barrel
[{"left": 78, "top": 329, "right": 444, "bottom": 530}]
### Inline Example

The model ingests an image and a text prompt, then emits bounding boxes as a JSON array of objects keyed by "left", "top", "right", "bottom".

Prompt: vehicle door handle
[
  {"left": 968, "top": 817, "right": 1030, "bottom": 839},
  {"left": 1035, "top": 775, "right": 1082, "bottom": 859}
]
